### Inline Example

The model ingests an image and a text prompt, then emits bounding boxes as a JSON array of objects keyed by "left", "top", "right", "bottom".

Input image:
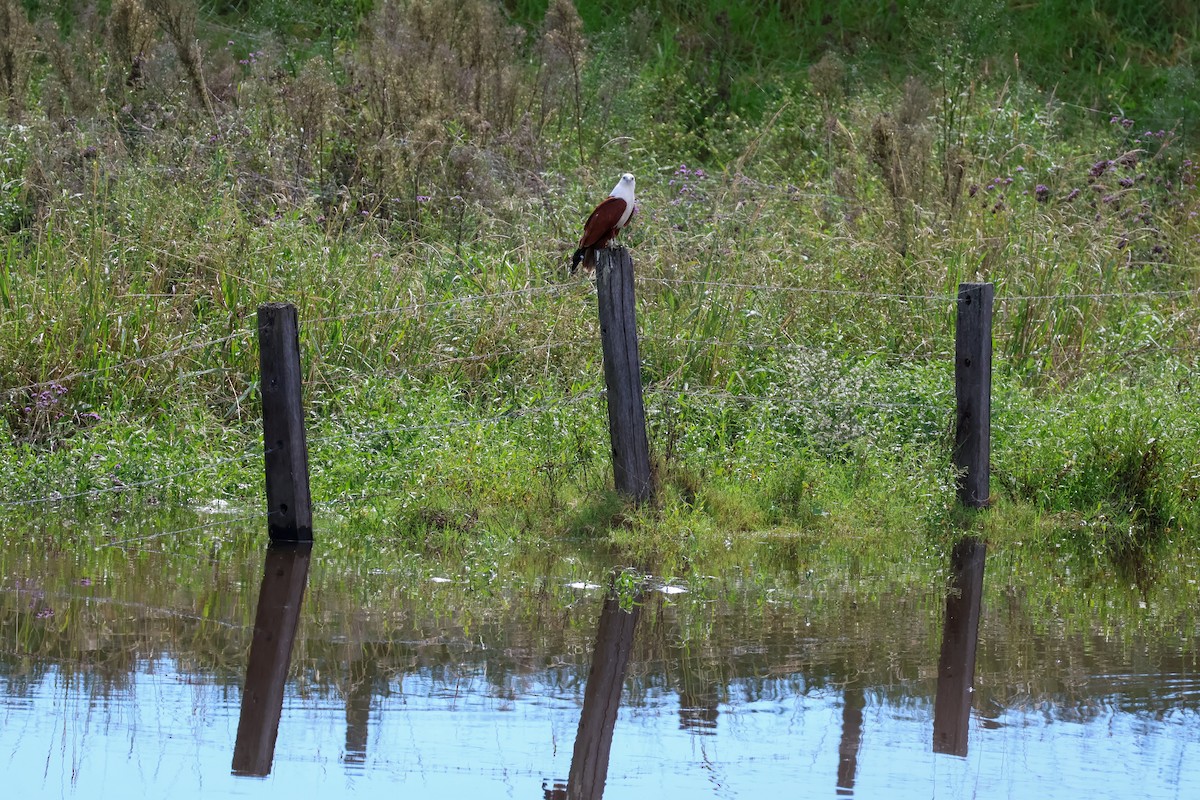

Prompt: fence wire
[{"left": 0, "top": 446, "right": 267, "bottom": 509}]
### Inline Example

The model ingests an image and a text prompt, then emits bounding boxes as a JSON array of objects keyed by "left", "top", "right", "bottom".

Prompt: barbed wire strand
[
  {"left": 637, "top": 276, "right": 960, "bottom": 302},
  {"left": 0, "top": 447, "right": 267, "bottom": 509},
  {"left": 306, "top": 389, "right": 606, "bottom": 448},
  {"left": 645, "top": 385, "right": 953, "bottom": 412},
  {"left": 638, "top": 275, "right": 1200, "bottom": 304},
  {"left": 306, "top": 282, "right": 575, "bottom": 325},
  {"left": 638, "top": 333, "right": 950, "bottom": 362},
  {"left": 101, "top": 512, "right": 268, "bottom": 549},
  {"left": 3, "top": 329, "right": 256, "bottom": 397},
  {"left": 1, "top": 585, "right": 250, "bottom": 629},
  {"left": 996, "top": 287, "right": 1200, "bottom": 302}
]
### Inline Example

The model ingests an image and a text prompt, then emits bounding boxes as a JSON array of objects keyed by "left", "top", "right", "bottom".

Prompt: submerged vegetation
[{"left": 0, "top": 0, "right": 1198, "bottom": 578}]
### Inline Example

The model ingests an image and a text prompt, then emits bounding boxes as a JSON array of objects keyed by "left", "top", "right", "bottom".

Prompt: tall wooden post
[
  {"left": 594, "top": 247, "right": 654, "bottom": 503},
  {"left": 954, "top": 283, "right": 993, "bottom": 508},
  {"left": 258, "top": 302, "right": 313, "bottom": 541}
]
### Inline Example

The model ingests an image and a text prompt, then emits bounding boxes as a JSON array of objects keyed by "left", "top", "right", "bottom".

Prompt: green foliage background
[{"left": 0, "top": 0, "right": 1198, "bottom": 577}]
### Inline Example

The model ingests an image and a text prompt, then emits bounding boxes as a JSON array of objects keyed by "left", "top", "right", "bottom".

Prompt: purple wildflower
[
  {"left": 1066, "top": 188, "right": 1081, "bottom": 201},
  {"left": 1035, "top": 184, "right": 1050, "bottom": 202}
]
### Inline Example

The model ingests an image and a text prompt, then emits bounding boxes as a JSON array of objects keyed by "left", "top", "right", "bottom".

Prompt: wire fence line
[
  {"left": 637, "top": 276, "right": 961, "bottom": 303},
  {"left": 644, "top": 385, "right": 954, "bottom": 413},
  {"left": 306, "top": 388, "right": 607, "bottom": 449},
  {"left": 3, "top": 268, "right": 1196, "bottom": 544},
  {"left": 2, "top": 583, "right": 252, "bottom": 630},
  {"left": 0, "top": 390, "right": 609, "bottom": 511},
  {"left": 305, "top": 282, "right": 575, "bottom": 325},
  {"left": 411, "top": 337, "right": 595, "bottom": 370},
  {"left": 638, "top": 333, "right": 951, "bottom": 363},
  {"left": 994, "top": 287, "right": 1200, "bottom": 302},
  {"left": 2, "top": 328, "right": 257, "bottom": 398},
  {"left": 0, "top": 446, "right": 268, "bottom": 509},
  {"left": 100, "top": 512, "right": 269, "bottom": 549},
  {"left": 1, "top": 377, "right": 954, "bottom": 514},
  {"left": 637, "top": 275, "right": 1200, "bottom": 305},
  {"left": 6, "top": 271, "right": 1195, "bottom": 401}
]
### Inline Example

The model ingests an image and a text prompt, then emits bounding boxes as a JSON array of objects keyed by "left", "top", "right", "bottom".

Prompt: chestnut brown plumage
[{"left": 571, "top": 173, "right": 636, "bottom": 273}]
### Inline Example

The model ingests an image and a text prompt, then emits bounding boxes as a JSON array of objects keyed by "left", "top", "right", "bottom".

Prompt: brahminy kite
[{"left": 571, "top": 172, "right": 636, "bottom": 274}]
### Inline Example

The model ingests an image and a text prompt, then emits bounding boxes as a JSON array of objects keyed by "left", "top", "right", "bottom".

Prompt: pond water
[{"left": 1, "top": 515, "right": 1198, "bottom": 798}]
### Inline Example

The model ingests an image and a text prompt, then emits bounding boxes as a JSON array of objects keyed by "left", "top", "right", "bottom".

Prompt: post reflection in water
[
  {"left": 231, "top": 542, "right": 313, "bottom": 777},
  {"left": 546, "top": 577, "right": 644, "bottom": 800},
  {"left": 933, "top": 536, "right": 987, "bottom": 757},
  {"left": 344, "top": 646, "right": 382, "bottom": 766},
  {"left": 835, "top": 685, "right": 866, "bottom": 796}
]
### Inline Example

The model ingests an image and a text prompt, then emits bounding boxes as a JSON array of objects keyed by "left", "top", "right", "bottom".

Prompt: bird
[{"left": 571, "top": 172, "right": 636, "bottom": 274}]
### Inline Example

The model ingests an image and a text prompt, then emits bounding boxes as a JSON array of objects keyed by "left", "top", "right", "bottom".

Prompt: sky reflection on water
[{"left": 2, "top": 520, "right": 1198, "bottom": 798}]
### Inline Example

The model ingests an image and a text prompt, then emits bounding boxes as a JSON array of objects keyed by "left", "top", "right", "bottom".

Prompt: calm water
[{"left": 2, "top": 516, "right": 1198, "bottom": 798}]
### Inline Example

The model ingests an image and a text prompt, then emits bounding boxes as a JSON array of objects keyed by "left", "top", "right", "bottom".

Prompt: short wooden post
[
  {"left": 954, "top": 283, "right": 992, "bottom": 508},
  {"left": 258, "top": 302, "right": 313, "bottom": 541},
  {"left": 594, "top": 246, "right": 654, "bottom": 503}
]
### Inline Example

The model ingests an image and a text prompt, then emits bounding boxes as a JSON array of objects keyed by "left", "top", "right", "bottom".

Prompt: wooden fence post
[
  {"left": 258, "top": 302, "right": 313, "bottom": 542},
  {"left": 954, "top": 283, "right": 993, "bottom": 508},
  {"left": 594, "top": 247, "right": 654, "bottom": 503}
]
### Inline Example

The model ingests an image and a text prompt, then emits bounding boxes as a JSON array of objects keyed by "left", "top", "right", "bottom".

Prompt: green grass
[{"left": 1, "top": 0, "right": 1199, "bottom": 574}]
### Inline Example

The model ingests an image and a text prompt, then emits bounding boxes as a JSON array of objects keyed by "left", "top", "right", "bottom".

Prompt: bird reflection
[
  {"left": 231, "top": 542, "right": 312, "bottom": 776},
  {"left": 933, "top": 537, "right": 987, "bottom": 756}
]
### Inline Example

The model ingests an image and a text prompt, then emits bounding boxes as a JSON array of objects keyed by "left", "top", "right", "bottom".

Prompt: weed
[{"left": 0, "top": 1, "right": 1199, "bottom": 559}]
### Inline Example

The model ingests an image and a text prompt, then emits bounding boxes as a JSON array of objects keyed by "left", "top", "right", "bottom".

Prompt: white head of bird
[
  {"left": 612, "top": 172, "right": 635, "bottom": 200},
  {"left": 611, "top": 173, "right": 635, "bottom": 227}
]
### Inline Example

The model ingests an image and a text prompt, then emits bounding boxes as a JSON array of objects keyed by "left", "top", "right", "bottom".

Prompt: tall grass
[{"left": 0, "top": 0, "right": 1198, "bottom": 559}]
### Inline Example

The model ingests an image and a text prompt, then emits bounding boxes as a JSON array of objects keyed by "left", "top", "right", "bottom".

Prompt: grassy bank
[{"left": 1, "top": 0, "right": 1199, "bottom": 570}]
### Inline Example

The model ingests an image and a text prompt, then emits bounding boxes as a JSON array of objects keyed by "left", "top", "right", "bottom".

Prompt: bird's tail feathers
[{"left": 570, "top": 247, "right": 589, "bottom": 275}]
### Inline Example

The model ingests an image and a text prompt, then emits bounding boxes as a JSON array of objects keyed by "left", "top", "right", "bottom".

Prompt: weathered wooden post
[
  {"left": 258, "top": 302, "right": 313, "bottom": 541},
  {"left": 594, "top": 246, "right": 654, "bottom": 503},
  {"left": 954, "top": 283, "right": 993, "bottom": 508}
]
